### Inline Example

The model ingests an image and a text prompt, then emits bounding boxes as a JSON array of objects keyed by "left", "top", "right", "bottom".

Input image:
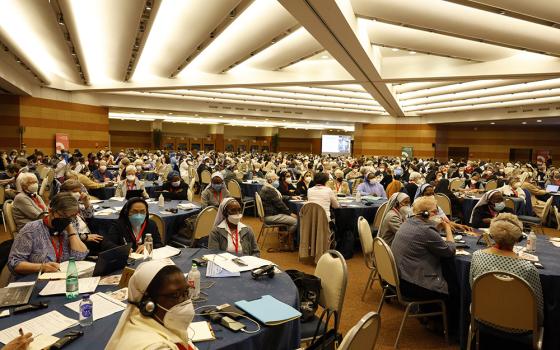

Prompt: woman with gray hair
[
  {"left": 8, "top": 192, "right": 89, "bottom": 275},
  {"left": 12, "top": 172, "right": 46, "bottom": 231},
  {"left": 116, "top": 165, "right": 149, "bottom": 199},
  {"left": 469, "top": 213, "right": 543, "bottom": 326}
]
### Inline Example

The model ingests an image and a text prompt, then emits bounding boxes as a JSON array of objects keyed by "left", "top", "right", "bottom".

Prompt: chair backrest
[
  {"left": 3, "top": 200, "right": 17, "bottom": 239},
  {"left": 352, "top": 178, "right": 363, "bottom": 194},
  {"left": 554, "top": 206, "right": 560, "bottom": 230},
  {"left": 300, "top": 202, "right": 332, "bottom": 262},
  {"left": 37, "top": 164, "right": 50, "bottom": 180},
  {"left": 372, "top": 201, "right": 388, "bottom": 231},
  {"left": 149, "top": 213, "right": 166, "bottom": 243},
  {"left": 449, "top": 178, "right": 463, "bottom": 191},
  {"left": 227, "top": 180, "right": 242, "bottom": 199},
  {"left": 357, "top": 216, "right": 374, "bottom": 268},
  {"left": 541, "top": 196, "right": 553, "bottom": 224},
  {"left": 471, "top": 272, "right": 538, "bottom": 338},
  {"left": 435, "top": 193, "right": 452, "bottom": 216},
  {"left": 337, "top": 312, "right": 380, "bottom": 350},
  {"left": 38, "top": 177, "right": 49, "bottom": 197},
  {"left": 504, "top": 198, "right": 515, "bottom": 211},
  {"left": 372, "top": 237, "right": 400, "bottom": 295},
  {"left": 255, "top": 192, "right": 265, "bottom": 220},
  {"left": 0, "top": 185, "right": 4, "bottom": 206},
  {"left": 187, "top": 188, "right": 193, "bottom": 202},
  {"left": 201, "top": 170, "right": 212, "bottom": 184},
  {"left": 314, "top": 250, "right": 348, "bottom": 322},
  {"left": 193, "top": 207, "right": 218, "bottom": 240},
  {"left": 485, "top": 180, "right": 498, "bottom": 191}
]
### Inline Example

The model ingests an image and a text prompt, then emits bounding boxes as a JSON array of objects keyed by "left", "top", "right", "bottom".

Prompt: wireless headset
[
  {"left": 130, "top": 297, "right": 157, "bottom": 317},
  {"left": 419, "top": 210, "right": 430, "bottom": 219}
]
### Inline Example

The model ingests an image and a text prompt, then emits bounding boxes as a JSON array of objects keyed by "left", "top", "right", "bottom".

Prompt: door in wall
[
  {"left": 448, "top": 147, "right": 469, "bottom": 161},
  {"left": 509, "top": 148, "right": 533, "bottom": 163}
]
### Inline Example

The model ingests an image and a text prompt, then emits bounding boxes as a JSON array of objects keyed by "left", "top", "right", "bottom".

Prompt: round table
[
  {"left": 459, "top": 194, "right": 526, "bottom": 223},
  {"left": 454, "top": 235, "right": 560, "bottom": 350},
  {"left": 0, "top": 248, "right": 300, "bottom": 350},
  {"left": 89, "top": 199, "right": 200, "bottom": 244},
  {"left": 89, "top": 181, "right": 162, "bottom": 200},
  {"left": 240, "top": 181, "right": 263, "bottom": 199}
]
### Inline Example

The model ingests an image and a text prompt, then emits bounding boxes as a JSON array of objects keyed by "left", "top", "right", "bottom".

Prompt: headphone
[
  {"left": 418, "top": 210, "right": 430, "bottom": 219},
  {"left": 130, "top": 296, "right": 157, "bottom": 317}
]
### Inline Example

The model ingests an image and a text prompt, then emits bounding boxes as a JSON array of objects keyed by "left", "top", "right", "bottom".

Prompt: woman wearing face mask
[
  {"left": 327, "top": 169, "right": 350, "bottom": 195},
  {"left": 12, "top": 173, "right": 46, "bottom": 231},
  {"left": 415, "top": 183, "right": 472, "bottom": 232},
  {"left": 106, "top": 260, "right": 197, "bottom": 350},
  {"left": 116, "top": 165, "right": 149, "bottom": 199},
  {"left": 378, "top": 193, "right": 411, "bottom": 246},
  {"left": 252, "top": 162, "right": 265, "bottom": 179},
  {"left": 8, "top": 192, "right": 88, "bottom": 275},
  {"left": 278, "top": 170, "right": 298, "bottom": 197},
  {"left": 201, "top": 172, "right": 231, "bottom": 209},
  {"left": 470, "top": 190, "right": 513, "bottom": 228},
  {"left": 161, "top": 171, "right": 189, "bottom": 200},
  {"left": 296, "top": 170, "right": 315, "bottom": 196},
  {"left": 208, "top": 198, "right": 259, "bottom": 256},
  {"left": 499, "top": 177, "right": 526, "bottom": 200},
  {"left": 434, "top": 178, "right": 464, "bottom": 220},
  {"left": 463, "top": 172, "right": 484, "bottom": 192},
  {"left": 106, "top": 197, "right": 163, "bottom": 253},
  {"left": 356, "top": 172, "right": 387, "bottom": 199}
]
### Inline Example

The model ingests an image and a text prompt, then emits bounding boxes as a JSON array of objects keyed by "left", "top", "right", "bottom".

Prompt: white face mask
[
  {"left": 126, "top": 175, "right": 136, "bottom": 181},
  {"left": 399, "top": 206, "right": 412, "bottom": 218},
  {"left": 430, "top": 216, "right": 443, "bottom": 225},
  {"left": 227, "top": 213, "right": 243, "bottom": 225},
  {"left": 26, "top": 183, "right": 38, "bottom": 194},
  {"left": 71, "top": 192, "right": 81, "bottom": 201},
  {"left": 171, "top": 181, "right": 180, "bottom": 187},
  {"left": 158, "top": 300, "right": 194, "bottom": 339},
  {"left": 285, "top": 178, "right": 292, "bottom": 184}
]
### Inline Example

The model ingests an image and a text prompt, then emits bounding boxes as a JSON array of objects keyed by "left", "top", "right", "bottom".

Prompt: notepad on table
[
  {"left": 206, "top": 261, "right": 240, "bottom": 278},
  {"left": 0, "top": 311, "right": 76, "bottom": 345},
  {"left": 65, "top": 292, "right": 126, "bottom": 321},
  {"left": 235, "top": 295, "right": 301, "bottom": 326},
  {"left": 152, "top": 246, "right": 181, "bottom": 260},
  {"left": 188, "top": 321, "right": 216, "bottom": 342},
  {"left": 39, "top": 260, "right": 96, "bottom": 280},
  {"left": 40, "top": 277, "right": 100, "bottom": 296},
  {"left": 109, "top": 196, "right": 125, "bottom": 201}
]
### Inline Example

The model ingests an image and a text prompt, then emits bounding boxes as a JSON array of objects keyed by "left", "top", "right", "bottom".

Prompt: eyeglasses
[
  {"left": 158, "top": 288, "right": 190, "bottom": 303},
  {"left": 227, "top": 208, "right": 242, "bottom": 215},
  {"left": 129, "top": 209, "right": 147, "bottom": 215}
]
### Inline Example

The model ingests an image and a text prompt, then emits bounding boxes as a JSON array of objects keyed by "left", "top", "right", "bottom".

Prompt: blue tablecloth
[
  {"left": 88, "top": 181, "right": 162, "bottom": 200},
  {"left": 89, "top": 200, "right": 200, "bottom": 243},
  {"left": 0, "top": 248, "right": 300, "bottom": 350},
  {"left": 240, "top": 182, "right": 263, "bottom": 199},
  {"left": 455, "top": 235, "right": 560, "bottom": 350},
  {"left": 460, "top": 195, "right": 526, "bottom": 223}
]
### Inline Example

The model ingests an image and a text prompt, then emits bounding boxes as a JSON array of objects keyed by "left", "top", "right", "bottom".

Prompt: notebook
[
  {"left": 545, "top": 184, "right": 559, "bottom": 194},
  {"left": 235, "top": 295, "right": 301, "bottom": 326}
]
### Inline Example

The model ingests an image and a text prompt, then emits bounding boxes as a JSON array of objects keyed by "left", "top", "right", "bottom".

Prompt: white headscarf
[
  {"left": 106, "top": 260, "right": 174, "bottom": 349},
  {"left": 205, "top": 171, "right": 224, "bottom": 190},
  {"left": 213, "top": 197, "right": 238, "bottom": 227},
  {"left": 469, "top": 189, "right": 500, "bottom": 224},
  {"left": 377, "top": 192, "right": 409, "bottom": 235}
]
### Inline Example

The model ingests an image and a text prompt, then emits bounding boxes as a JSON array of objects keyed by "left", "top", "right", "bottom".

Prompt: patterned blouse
[
  {"left": 8, "top": 219, "right": 89, "bottom": 275},
  {"left": 470, "top": 250, "right": 543, "bottom": 329}
]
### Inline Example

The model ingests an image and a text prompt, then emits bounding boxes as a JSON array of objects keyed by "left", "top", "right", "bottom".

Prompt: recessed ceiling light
[
  {"left": 522, "top": 121, "right": 527, "bottom": 124},
  {"left": 194, "top": 114, "right": 198, "bottom": 116},
  {"left": 490, "top": 122, "right": 495, "bottom": 125},
  {"left": 321, "top": 55, "right": 328, "bottom": 59},
  {"left": 537, "top": 119, "right": 542, "bottom": 123},
  {"left": 409, "top": 51, "right": 417, "bottom": 55},
  {"left": 168, "top": 112, "right": 172, "bottom": 115},
  {"left": 140, "top": 110, "right": 144, "bottom": 113},
  {"left": 391, "top": 48, "right": 399, "bottom": 52}
]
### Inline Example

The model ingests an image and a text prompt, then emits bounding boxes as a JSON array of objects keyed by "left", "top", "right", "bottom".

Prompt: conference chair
[
  {"left": 504, "top": 198, "right": 515, "bottom": 211},
  {"left": 149, "top": 213, "right": 166, "bottom": 244},
  {"left": 188, "top": 178, "right": 196, "bottom": 201},
  {"left": 373, "top": 237, "right": 448, "bottom": 348},
  {"left": 449, "top": 178, "right": 463, "bottom": 192},
  {"left": 357, "top": 216, "right": 378, "bottom": 301},
  {"left": 351, "top": 178, "right": 363, "bottom": 195},
  {"left": 37, "top": 164, "right": 49, "bottom": 180},
  {"left": 299, "top": 202, "right": 332, "bottom": 263},
  {"left": 227, "top": 180, "right": 255, "bottom": 216},
  {"left": 467, "top": 272, "right": 543, "bottom": 350},
  {"left": 254, "top": 192, "right": 288, "bottom": 250},
  {"left": 336, "top": 312, "right": 380, "bottom": 350},
  {"left": 2, "top": 200, "right": 17, "bottom": 239},
  {"left": 518, "top": 196, "right": 553, "bottom": 234},
  {"left": 200, "top": 169, "right": 212, "bottom": 190},
  {"left": 484, "top": 180, "right": 498, "bottom": 191},
  {"left": 371, "top": 201, "right": 388, "bottom": 235},
  {"left": 191, "top": 206, "right": 217, "bottom": 248},
  {"left": 301, "top": 250, "right": 348, "bottom": 345}
]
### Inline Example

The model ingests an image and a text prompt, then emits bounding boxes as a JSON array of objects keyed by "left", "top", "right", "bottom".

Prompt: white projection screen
[{"left": 321, "top": 135, "right": 351, "bottom": 155}]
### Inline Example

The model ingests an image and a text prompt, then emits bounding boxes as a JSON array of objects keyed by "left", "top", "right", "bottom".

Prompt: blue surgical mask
[
  {"left": 129, "top": 213, "right": 145, "bottom": 228},
  {"left": 212, "top": 183, "right": 223, "bottom": 192}
]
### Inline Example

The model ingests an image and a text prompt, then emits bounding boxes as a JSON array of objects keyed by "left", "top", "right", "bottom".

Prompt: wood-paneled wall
[
  {"left": 19, "top": 97, "right": 109, "bottom": 154},
  {"left": 109, "top": 119, "right": 152, "bottom": 151},
  {"left": 0, "top": 95, "right": 21, "bottom": 149}
]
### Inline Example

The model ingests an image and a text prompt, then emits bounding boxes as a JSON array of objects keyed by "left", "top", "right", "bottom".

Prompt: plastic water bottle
[
  {"left": 79, "top": 294, "right": 93, "bottom": 327},
  {"left": 526, "top": 231, "right": 537, "bottom": 253},
  {"left": 66, "top": 258, "right": 79, "bottom": 299},
  {"left": 187, "top": 264, "right": 200, "bottom": 299},
  {"left": 355, "top": 191, "right": 361, "bottom": 203},
  {"left": 144, "top": 233, "right": 153, "bottom": 260},
  {"left": 158, "top": 193, "right": 165, "bottom": 208}
]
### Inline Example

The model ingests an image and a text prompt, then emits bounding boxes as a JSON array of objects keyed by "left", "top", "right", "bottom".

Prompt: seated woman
[
  {"left": 59, "top": 179, "right": 105, "bottom": 255},
  {"left": 415, "top": 183, "right": 472, "bottom": 232},
  {"left": 356, "top": 172, "right": 387, "bottom": 199},
  {"left": 434, "top": 178, "right": 464, "bottom": 220},
  {"left": 201, "top": 172, "right": 231, "bottom": 208},
  {"left": 208, "top": 198, "right": 259, "bottom": 256},
  {"left": 161, "top": 171, "right": 188, "bottom": 200},
  {"left": 470, "top": 213, "right": 543, "bottom": 329},
  {"left": 499, "top": 176, "right": 526, "bottom": 200},
  {"left": 278, "top": 170, "right": 298, "bottom": 197},
  {"left": 385, "top": 174, "right": 403, "bottom": 198},
  {"left": 378, "top": 192, "right": 411, "bottom": 246},
  {"left": 106, "top": 260, "right": 197, "bottom": 350},
  {"left": 8, "top": 193, "right": 89, "bottom": 275},
  {"left": 12, "top": 172, "right": 46, "bottom": 232},
  {"left": 470, "top": 190, "right": 513, "bottom": 228},
  {"left": 464, "top": 172, "right": 484, "bottom": 191},
  {"left": 327, "top": 169, "right": 350, "bottom": 195},
  {"left": 106, "top": 197, "right": 163, "bottom": 253},
  {"left": 252, "top": 162, "right": 265, "bottom": 178},
  {"left": 296, "top": 170, "right": 314, "bottom": 196},
  {"left": 116, "top": 165, "right": 149, "bottom": 199}
]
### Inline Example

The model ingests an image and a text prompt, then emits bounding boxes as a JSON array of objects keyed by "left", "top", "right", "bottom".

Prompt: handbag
[{"left": 286, "top": 269, "right": 321, "bottom": 322}]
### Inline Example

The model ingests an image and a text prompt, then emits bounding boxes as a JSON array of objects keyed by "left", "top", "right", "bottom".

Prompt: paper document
[
  {"left": 206, "top": 261, "right": 240, "bottom": 278},
  {"left": 106, "top": 288, "right": 128, "bottom": 302},
  {"left": 5, "top": 281, "right": 35, "bottom": 288},
  {"left": 94, "top": 209, "right": 116, "bottom": 216},
  {"left": 177, "top": 203, "right": 199, "bottom": 210},
  {"left": 65, "top": 292, "right": 126, "bottom": 321},
  {"left": 40, "top": 277, "right": 100, "bottom": 296},
  {"left": 129, "top": 252, "right": 144, "bottom": 260},
  {"left": 456, "top": 250, "right": 471, "bottom": 256},
  {"left": 109, "top": 196, "right": 125, "bottom": 201},
  {"left": 152, "top": 246, "right": 181, "bottom": 260},
  {"left": 202, "top": 254, "right": 275, "bottom": 273},
  {"left": 159, "top": 211, "right": 172, "bottom": 215},
  {"left": 188, "top": 321, "right": 216, "bottom": 342},
  {"left": 89, "top": 199, "right": 103, "bottom": 204},
  {"left": 0, "top": 311, "right": 76, "bottom": 344},
  {"left": 29, "top": 334, "right": 59, "bottom": 350},
  {"left": 39, "top": 260, "right": 96, "bottom": 280}
]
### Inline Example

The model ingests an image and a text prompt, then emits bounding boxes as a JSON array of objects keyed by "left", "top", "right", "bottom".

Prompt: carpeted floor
[{"left": 2, "top": 206, "right": 558, "bottom": 350}]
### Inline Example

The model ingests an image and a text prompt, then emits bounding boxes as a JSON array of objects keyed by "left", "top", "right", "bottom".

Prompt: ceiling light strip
[
  {"left": 0, "top": 41, "right": 48, "bottom": 85},
  {"left": 49, "top": 0, "right": 88, "bottom": 85},
  {"left": 169, "top": 0, "right": 254, "bottom": 78},
  {"left": 123, "top": 0, "right": 159, "bottom": 81},
  {"left": 372, "top": 42, "right": 481, "bottom": 62},
  {"left": 266, "top": 86, "right": 374, "bottom": 101},
  {"left": 275, "top": 49, "right": 325, "bottom": 70},
  {"left": 415, "top": 96, "right": 560, "bottom": 114}
]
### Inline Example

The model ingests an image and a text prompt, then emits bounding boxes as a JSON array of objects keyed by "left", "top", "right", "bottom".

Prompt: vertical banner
[
  {"left": 535, "top": 150, "right": 550, "bottom": 164},
  {"left": 401, "top": 146, "right": 413, "bottom": 159},
  {"left": 55, "top": 133, "right": 69, "bottom": 154}
]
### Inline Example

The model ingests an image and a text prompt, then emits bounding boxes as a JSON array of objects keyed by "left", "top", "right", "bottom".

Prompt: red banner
[
  {"left": 535, "top": 149, "right": 550, "bottom": 164},
  {"left": 55, "top": 133, "right": 69, "bottom": 154}
]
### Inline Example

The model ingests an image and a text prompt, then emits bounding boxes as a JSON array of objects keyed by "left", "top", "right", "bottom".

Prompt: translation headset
[
  {"left": 418, "top": 210, "right": 430, "bottom": 219},
  {"left": 131, "top": 296, "right": 157, "bottom": 317}
]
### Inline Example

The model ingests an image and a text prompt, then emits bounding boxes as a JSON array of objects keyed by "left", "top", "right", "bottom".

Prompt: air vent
[
  {"left": 295, "top": 112, "right": 303, "bottom": 115},
  {"left": 248, "top": 108, "right": 256, "bottom": 111},
  {"left": 209, "top": 105, "right": 218, "bottom": 109},
  {"left": 522, "top": 109, "right": 533, "bottom": 112},
  {"left": 507, "top": 110, "right": 517, "bottom": 113},
  {"left": 272, "top": 110, "right": 280, "bottom": 113},
  {"left": 222, "top": 106, "right": 231, "bottom": 109},
  {"left": 284, "top": 111, "right": 292, "bottom": 114},
  {"left": 235, "top": 107, "right": 244, "bottom": 110},
  {"left": 538, "top": 108, "right": 550, "bottom": 111},
  {"left": 260, "top": 109, "right": 269, "bottom": 112}
]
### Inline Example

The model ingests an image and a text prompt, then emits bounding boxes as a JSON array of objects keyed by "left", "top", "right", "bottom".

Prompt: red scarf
[{"left": 43, "top": 217, "right": 64, "bottom": 262}]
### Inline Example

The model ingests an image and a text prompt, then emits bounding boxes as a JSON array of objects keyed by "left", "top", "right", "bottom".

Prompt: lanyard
[
  {"left": 31, "top": 195, "right": 45, "bottom": 211},
  {"left": 231, "top": 228, "right": 239, "bottom": 253},
  {"left": 49, "top": 232, "right": 64, "bottom": 263},
  {"left": 127, "top": 181, "right": 136, "bottom": 191},
  {"left": 213, "top": 190, "right": 222, "bottom": 204},
  {"left": 133, "top": 221, "right": 147, "bottom": 243},
  {"left": 335, "top": 182, "right": 342, "bottom": 192}
]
